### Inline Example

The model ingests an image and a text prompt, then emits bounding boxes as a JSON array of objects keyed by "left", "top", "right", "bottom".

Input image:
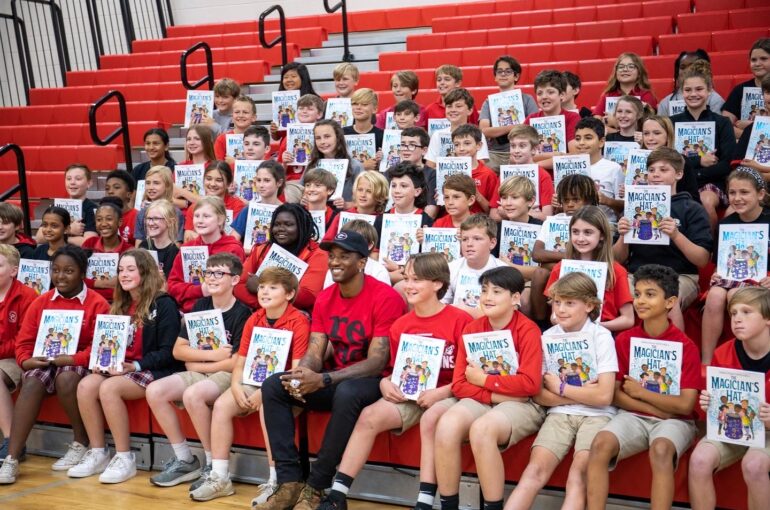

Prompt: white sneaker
[
  {"left": 67, "top": 448, "right": 111, "bottom": 478},
  {"left": 0, "top": 456, "right": 19, "bottom": 484},
  {"left": 189, "top": 471, "right": 235, "bottom": 501},
  {"left": 251, "top": 479, "right": 278, "bottom": 505},
  {"left": 99, "top": 453, "right": 136, "bottom": 484},
  {"left": 51, "top": 441, "right": 88, "bottom": 471}
]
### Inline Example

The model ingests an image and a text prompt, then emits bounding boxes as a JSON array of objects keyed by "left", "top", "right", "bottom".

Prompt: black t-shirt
[
  {"left": 179, "top": 296, "right": 252, "bottom": 353},
  {"left": 132, "top": 158, "right": 176, "bottom": 182},
  {"left": 32, "top": 243, "right": 54, "bottom": 261},
  {"left": 605, "top": 132, "right": 636, "bottom": 143},
  {"left": 736, "top": 339, "right": 770, "bottom": 374},
  {"left": 139, "top": 240, "right": 180, "bottom": 279},
  {"left": 492, "top": 216, "right": 543, "bottom": 258},
  {"left": 713, "top": 209, "right": 770, "bottom": 274},
  {"left": 343, "top": 125, "right": 384, "bottom": 150},
  {"left": 14, "top": 241, "right": 36, "bottom": 259},
  {"left": 82, "top": 198, "right": 98, "bottom": 233},
  {"left": 722, "top": 78, "right": 756, "bottom": 120},
  {"left": 421, "top": 165, "right": 438, "bottom": 207}
]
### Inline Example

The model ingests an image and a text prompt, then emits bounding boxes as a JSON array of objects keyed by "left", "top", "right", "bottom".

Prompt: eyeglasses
[
  {"left": 495, "top": 68, "right": 515, "bottom": 76},
  {"left": 398, "top": 143, "right": 423, "bottom": 150},
  {"left": 616, "top": 64, "right": 638, "bottom": 71},
  {"left": 145, "top": 217, "right": 166, "bottom": 224},
  {"left": 203, "top": 270, "right": 232, "bottom": 279}
]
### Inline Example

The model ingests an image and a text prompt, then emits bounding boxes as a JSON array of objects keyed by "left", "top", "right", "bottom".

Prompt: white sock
[
  {"left": 94, "top": 447, "right": 109, "bottom": 458},
  {"left": 417, "top": 493, "right": 435, "bottom": 505},
  {"left": 211, "top": 459, "right": 229, "bottom": 479},
  {"left": 269, "top": 466, "right": 277, "bottom": 483},
  {"left": 331, "top": 481, "right": 350, "bottom": 495},
  {"left": 204, "top": 450, "right": 212, "bottom": 465},
  {"left": 171, "top": 442, "right": 194, "bottom": 463},
  {"left": 116, "top": 451, "right": 133, "bottom": 460}
]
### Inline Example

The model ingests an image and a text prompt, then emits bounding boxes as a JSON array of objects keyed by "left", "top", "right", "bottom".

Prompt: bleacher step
[
  {"left": 261, "top": 60, "right": 380, "bottom": 83},
  {"left": 323, "top": 27, "right": 429, "bottom": 47},
  {"left": 305, "top": 42, "right": 405, "bottom": 60},
  {"left": 247, "top": 81, "right": 338, "bottom": 95}
]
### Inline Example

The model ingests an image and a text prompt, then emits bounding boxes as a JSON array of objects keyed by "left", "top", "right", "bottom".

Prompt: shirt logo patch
[{"left": 8, "top": 312, "right": 17, "bottom": 323}]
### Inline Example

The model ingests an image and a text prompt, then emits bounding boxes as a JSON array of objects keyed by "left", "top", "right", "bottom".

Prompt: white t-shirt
[
  {"left": 542, "top": 319, "right": 618, "bottom": 418},
  {"left": 426, "top": 128, "right": 490, "bottom": 163},
  {"left": 442, "top": 255, "right": 507, "bottom": 306},
  {"left": 590, "top": 158, "right": 624, "bottom": 224},
  {"left": 322, "top": 258, "right": 391, "bottom": 289}
]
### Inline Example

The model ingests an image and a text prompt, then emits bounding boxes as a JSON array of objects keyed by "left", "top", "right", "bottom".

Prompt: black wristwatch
[{"left": 322, "top": 373, "right": 332, "bottom": 387}]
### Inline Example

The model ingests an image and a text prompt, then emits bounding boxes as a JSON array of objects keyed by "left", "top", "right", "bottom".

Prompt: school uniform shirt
[
  {"left": 713, "top": 209, "right": 770, "bottom": 274},
  {"left": 625, "top": 191, "right": 713, "bottom": 274},
  {"left": 183, "top": 194, "right": 246, "bottom": 234},
  {"left": 167, "top": 234, "right": 246, "bottom": 313},
  {"left": 591, "top": 87, "right": 659, "bottom": 117},
  {"left": 343, "top": 125, "right": 384, "bottom": 150},
  {"left": 490, "top": 166, "right": 555, "bottom": 212},
  {"left": 442, "top": 256, "right": 507, "bottom": 305},
  {"left": 322, "top": 258, "right": 390, "bottom": 289},
  {"left": 312, "top": 274, "right": 406, "bottom": 370},
  {"left": 13, "top": 233, "right": 37, "bottom": 259},
  {"left": 423, "top": 96, "right": 480, "bottom": 126},
  {"left": 470, "top": 161, "right": 500, "bottom": 215},
  {"left": 615, "top": 322, "right": 702, "bottom": 419},
  {"left": 425, "top": 128, "right": 490, "bottom": 164},
  {"left": 128, "top": 293, "right": 183, "bottom": 378},
  {"left": 524, "top": 109, "right": 581, "bottom": 142},
  {"left": 32, "top": 243, "right": 58, "bottom": 262},
  {"left": 722, "top": 78, "right": 758, "bottom": 121},
  {"left": 658, "top": 89, "right": 725, "bottom": 117},
  {"left": 15, "top": 286, "right": 110, "bottom": 367},
  {"left": 375, "top": 104, "right": 428, "bottom": 130},
  {"left": 386, "top": 207, "right": 434, "bottom": 229},
  {"left": 120, "top": 208, "right": 137, "bottom": 245},
  {"left": 132, "top": 158, "right": 176, "bottom": 183},
  {"left": 545, "top": 261, "right": 633, "bottom": 323},
  {"left": 712, "top": 338, "right": 770, "bottom": 403},
  {"left": 81, "top": 236, "right": 135, "bottom": 301},
  {"left": 542, "top": 320, "right": 618, "bottom": 417},
  {"left": 237, "top": 305, "right": 310, "bottom": 366},
  {"left": 138, "top": 240, "right": 179, "bottom": 280},
  {"left": 479, "top": 92, "right": 539, "bottom": 151},
  {"left": 388, "top": 305, "right": 473, "bottom": 385},
  {"left": 431, "top": 214, "right": 461, "bottom": 228},
  {"left": 134, "top": 204, "right": 186, "bottom": 244},
  {"left": 452, "top": 312, "right": 542, "bottom": 404},
  {"left": 322, "top": 208, "right": 383, "bottom": 244},
  {"left": 0, "top": 279, "right": 38, "bottom": 359},
  {"left": 492, "top": 216, "right": 542, "bottom": 258},
  {"left": 590, "top": 158, "right": 625, "bottom": 224},
  {"left": 180, "top": 296, "right": 252, "bottom": 353},
  {"left": 234, "top": 239, "right": 328, "bottom": 312},
  {"left": 214, "top": 130, "right": 238, "bottom": 160}
]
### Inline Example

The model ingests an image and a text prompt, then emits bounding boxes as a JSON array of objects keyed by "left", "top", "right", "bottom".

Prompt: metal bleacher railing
[
  {"left": 88, "top": 89, "right": 133, "bottom": 171},
  {"left": 180, "top": 41, "right": 215, "bottom": 91},
  {"left": 0, "top": 144, "right": 31, "bottom": 236},
  {"left": 259, "top": 4, "right": 288, "bottom": 69}
]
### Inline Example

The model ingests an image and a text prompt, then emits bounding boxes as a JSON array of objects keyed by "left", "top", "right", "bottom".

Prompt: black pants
[{"left": 261, "top": 372, "right": 382, "bottom": 489}]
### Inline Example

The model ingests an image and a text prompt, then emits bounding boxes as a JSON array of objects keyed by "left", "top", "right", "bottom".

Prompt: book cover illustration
[
  {"left": 453, "top": 269, "right": 484, "bottom": 308},
  {"left": 624, "top": 148, "right": 653, "bottom": 186},
  {"left": 226, "top": 134, "right": 244, "bottom": 159},
  {"left": 716, "top": 224, "right": 769, "bottom": 281},
  {"left": 463, "top": 329, "right": 520, "bottom": 375},
  {"left": 89, "top": 314, "right": 131, "bottom": 372},
  {"left": 87, "top": 253, "right": 118, "bottom": 283},
  {"left": 428, "top": 118, "right": 451, "bottom": 137},
  {"left": 134, "top": 179, "right": 146, "bottom": 210},
  {"left": 325, "top": 97, "right": 353, "bottom": 127},
  {"left": 243, "top": 202, "right": 278, "bottom": 249},
  {"left": 345, "top": 133, "right": 377, "bottom": 165},
  {"left": 559, "top": 259, "right": 607, "bottom": 319},
  {"left": 18, "top": 258, "right": 50, "bottom": 295},
  {"left": 500, "top": 164, "right": 539, "bottom": 201},
  {"left": 379, "top": 129, "right": 403, "bottom": 172},
  {"left": 541, "top": 331, "right": 599, "bottom": 386},
  {"left": 384, "top": 111, "right": 396, "bottom": 130},
  {"left": 286, "top": 123, "right": 314, "bottom": 166},
  {"left": 530, "top": 115, "right": 566, "bottom": 153},
  {"left": 604, "top": 141, "right": 639, "bottom": 170},
  {"left": 668, "top": 100, "right": 686, "bottom": 116},
  {"left": 184, "top": 90, "right": 214, "bottom": 128},
  {"left": 54, "top": 198, "right": 82, "bottom": 222},
  {"left": 255, "top": 243, "right": 309, "bottom": 281},
  {"left": 271, "top": 90, "right": 300, "bottom": 130},
  {"left": 316, "top": 159, "right": 349, "bottom": 200},
  {"left": 422, "top": 227, "right": 460, "bottom": 263},
  {"left": 435, "top": 157, "right": 472, "bottom": 206},
  {"left": 175, "top": 164, "right": 205, "bottom": 197},
  {"left": 623, "top": 185, "right": 671, "bottom": 245},
  {"left": 741, "top": 87, "right": 765, "bottom": 121},
  {"left": 379, "top": 213, "right": 421, "bottom": 266},
  {"left": 180, "top": 245, "right": 209, "bottom": 285},
  {"left": 339, "top": 211, "right": 376, "bottom": 229},
  {"left": 243, "top": 327, "right": 293, "bottom": 387},
  {"left": 310, "top": 209, "right": 326, "bottom": 240},
  {"left": 233, "top": 160, "right": 263, "bottom": 201},
  {"left": 33, "top": 310, "right": 84, "bottom": 359},
  {"left": 706, "top": 366, "right": 765, "bottom": 448},
  {"left": 540, "top": 215, "right": 571, "bottom": 253},
  {"left": 488, "top": 90, "right": 525, "bottom": 127},
  {"left": 185, "top": 309, "right": 228, "bottom": 350},
  {"left": 435, "top": 130, "right": 455, "bottom": 159},
  {"left": 553, "top": 154, "right": 590, "bottom": 188},
  {"left": 499, "top": 220, "right": 539, "bottom": 267},
  {"left": 745, "top": 116, "right": 770, "bottom": 162},
  {"left": 674, "top": 121, "right": 716, "bottom": 158},
  {"left": 628, "top": 337, "right": 683, "bottom": 396},
  {"left": 391, "top": 334, "right": 446, "bottom": 399}
]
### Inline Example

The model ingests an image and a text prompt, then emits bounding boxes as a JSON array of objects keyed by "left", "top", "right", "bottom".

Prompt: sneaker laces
[
  {"left": 78, "top": 449, "right": 101, "bottom": 467},
  {"left": 59, "top": 443, "right": 86, "bottom": 463},
  {"left": 106, "top": 454, "right": 130, "bottom": 471},
  {"left": 0, "top": 457, "right": 16, "bottom": 476}
]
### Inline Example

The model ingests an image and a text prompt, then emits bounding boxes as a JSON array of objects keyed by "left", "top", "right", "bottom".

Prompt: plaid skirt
[
  {"left": 123, "top": 369, "right": 154, "bottom": 388},
  {"left": 699, "top": 183, "right": 729, "bottom": 206},
  {"left": 24, "top": 365, "right": 89, "bottom": 394}
]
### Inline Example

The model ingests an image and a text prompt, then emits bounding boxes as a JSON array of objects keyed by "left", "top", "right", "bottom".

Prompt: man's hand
[{"left": 280, "top": 366, "right": 324, "bottom": 401}]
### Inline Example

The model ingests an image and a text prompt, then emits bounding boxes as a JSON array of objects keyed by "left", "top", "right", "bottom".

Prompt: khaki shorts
[
  {"left": 532, "top": 412, "right": 611, "bottom": 461},
  {"left": 601, "top": 410, "right": 697, "bottom": 469},
  {"left": 627, "top": 273, "right": 699, "bottom": 310},
  {"left": 445, "top": 398, "right": 545, "bottom": 449},
  {"left": 0, "top": 358, "right": 22, "bottom": 391},
  {"left": 173, "top": 370, "right": 232, "bottom": 408},
  {"left": 698, "top": 433, "right": 770, "bottom": 471},
  {"left": 393, "top": 401, "right": 427, "bottom": 435}
]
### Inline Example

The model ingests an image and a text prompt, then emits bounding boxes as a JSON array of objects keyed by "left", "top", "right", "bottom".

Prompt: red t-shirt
[
  {"left": 311, "top": 275, "right": 406, "bottom": 370},
  {"left": 592, "top": 87, "right": 659, "bottom": 116},
  {"left": 120, "top": 208, "right": 137, "bottom": 245},
  {"left": 544, "top": 261, "right": 632, "bottom": 323},
  {"left": 492, "top": 166, "right": 554, "bottom": 211},
  {"left": 470, "top": 161, "right": 500, "bottom": 215},
  {"left": 388, "top": 305, "right": 473, "bottom": 387},
  {"left": 712, "top": 339, "right": 770, "bottom": 403},
  {"left": 0, "top": 279, "right": 38, "bottom": 359},
  {"left": 238, "top": 305, "right": 310, "bottom": 368},
  {"left": 524, "top": 109, "right": 581, "bottom": 142},
  {"left": 615, "top": 323, "right": 702, "bottom": 418},
  {"left": 423, "top": 95, "right": 480, "bottom": 126},
  {"left": 431, "top": 214, "right": 460, "bottom": 228}
]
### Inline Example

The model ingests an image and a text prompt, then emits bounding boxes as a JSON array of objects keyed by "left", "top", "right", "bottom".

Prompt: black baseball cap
[{"left": 320, "top": 231, "right": 370, "bottom": 258}]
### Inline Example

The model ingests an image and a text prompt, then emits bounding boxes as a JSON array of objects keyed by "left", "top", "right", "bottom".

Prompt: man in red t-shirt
[{"left": 257, "top": 231, "right": 406, "bottom": 510}]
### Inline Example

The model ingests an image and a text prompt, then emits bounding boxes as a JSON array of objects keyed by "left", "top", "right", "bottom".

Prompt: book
[
  {"left": 242, "top": 327, "right": 293, "bottom": 387},
  {"left": 345, "top": 133, "right": 377, "bottom": 165},
  {"left": 88, "top": 314, "right": 131, "bottom": 372},
  {"left": 674, "top": 121, "right": 716, "bottom": 157},
  {"left": 741, "top": 87, "right": 765, "bottom": 121},
  {"left": 271, "top": 90, "right": 300, "bottom": 130},
  {"left": 286, "top": 123, "right": 314, "bottom": 166},
  {"left": 255, "top": 243, "right": 309, "bottom": 280},
  {"left": 87, "top": 253, "right": 118, "bottom": 282},
  {"left": 243, "top": 202, "right": 279, "bottom": 249},
  {"left": 716, "top": 224, "right": 769, "bottom": 281},
  {"left": 499, "top": 221, "right": 540, "bottom": 267},
  {"left": 488, "top": 90, "right": 525, "bottom": 127},
  {"left": 134, "top": 179, "right": 146, "bottom": 209},
  {"left": 338, "top": 211, "right": 376, "bottom": 229},
  {"left": 17, "top": 258, "right": 50, "bottom": 295},
  {"left": 379, "top": 213, "right": 421, "bottom": 266},
  {"left": 500, "top": 164, "right": 539, "bottom": 201},
  {"left": 541, "top": 331, "right": 599, "bottom": 386},
  {"left": 668, "top": 100, "right": 686, "bottom": 116},
  {"left": 184, "top": 90, "right": 214, "bottom": 128},
  {"left": 54, "top": 198, "right": 82, "bottom": 222},
  {"left": 384, "top": 111, "right": 396, "bottom": 130},
  {"left": 623, "top": 185, "right": 671, "bottom": 246},
  {"left": 744, "top": 115, "right": 770, "bottom": 162},
  {"left": 629, "top": 337, "right": 683, "bottom": 396},
  {"left": 146, "top": 249, "right": 159, "bottom": 268},
  {"left": 379, "top": 129, "right": 403, "bottom": 172},
  {"left": 225, "top": 209, "right": 234, "bottom": 236},
  {"left": 428, "top": 118, "right": 451, "bottom": 137},
  {"left": 226, "top": 133, "right": 244, "bottom": 159},
  {"left": 559, "top": 259, "right": 607, "bottom": 319},
  {"left": 180, "top": 245, "right": 209, "bottom": 284},
  {"left": 422, "top": 227, "right": 460, "bottom": 263},
  {"left": 434, "top": 129, "right": 455, "bottom": 159},
  {"left": 33, "top": 309, "right": 84, "bottom": 359},
  {"left": 310, "top": 209, "right": 326, "bottom": 240},
  {"left": 604, "top": 141, "right": 639, "bottom": 170},
  {"left": 530, "top": 115, "right": 566, "bottom": 153},
  {"left": 453, "top": 269, "right": 483, "bottom": 308},
  {"left": 463, "top": 330, "right": 519, "bottom": 375},
  {"left": 623, "top": 148, "right": 653, "bottom": 186},
  {"left": 540, "top": 216, "right": 571, "bottom": 253},
  {"left": 553, "top": 154, "right": 590, "bottom": 188},
  {"left": 184, "top": 309, "right": 229, "bottom": 350},
  {"left": 174, "top": 164, "right": 205, "bottom": 197},
  {"left": 325, "top": 97, "right": 353, "bottom": 127},
  {"left": 706, "top": 366, "right": 765, "bottom": 448},
  {"left": 391, "top": 334, "right": 446, "bottom": 399},
  {"left": 233, "top": 160, "right": 263, "bottom": 201},
  {"left": 435, "top": 157, "right": 472, "bottom": 206},
  {"left": 316, "top": 159, "right": 348, "bottom": 200}
]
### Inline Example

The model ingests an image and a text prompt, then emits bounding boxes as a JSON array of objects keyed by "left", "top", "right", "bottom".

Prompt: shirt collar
[{"left": 52, "top": 285, "right": 88, "bottom": 304}]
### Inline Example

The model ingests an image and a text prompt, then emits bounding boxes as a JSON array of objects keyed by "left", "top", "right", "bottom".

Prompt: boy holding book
[
  {"left": 0, "top": 203, "right": 36, "bottom": 258},
  {"left": 332, "top": 63, "right": 359, "bottom": 99},
  {"left": 393, "top": 100, "right": 421, "bottom": 130},
  {"left": 431, "top": 174, "right": 476, "bottom": 229},
  {"left": 423, "top": 65, "right": 480, "bottom": 126},
  {"left": 524, "top": 70, "right": 581, "bottom": 165},
  {"left": 574, "top": 117, "right": 625, "bottom": 223},
  {"left": 425, "top": 89, "right": 490, "bottom": 169},
  {"left": 205, "top": 78, "right": 241, "bottom": 136},
  {"left": 343, "top": 88, "right": 383, "bottom": 171},
  {"left": 104, "top": 170, "right": 137, "bottom": 245},
  {"left": 214, "top": 95, "right": 257, "bottom": 162},
  {"left": 280, "top": 94, "right": 325, "bottom": 196},
  {"left": 451, "top": 124, "right": 499, "bottom": 215},
  {"left": 242, "top": 125, "right": 271, "bottom": 162},
  {"left": 37, "top": 163, "right": 98, "bottom": 247},
  {"left": 400, "top": 127, "right": 437, "bottom": 218},
  {"left": 302, "top": 169, "right": 340, "bottom": 232},
  {"left": 587, "top": 264, "right": 700, "bottom": 510},
  {"left": 613, "top": 147, "right": 712, "bottom": 331}
]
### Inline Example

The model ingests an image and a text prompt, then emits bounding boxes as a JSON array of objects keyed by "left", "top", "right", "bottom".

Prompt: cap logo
[{"left": 336, "top": 232, "right": 348, "bottom": 240}]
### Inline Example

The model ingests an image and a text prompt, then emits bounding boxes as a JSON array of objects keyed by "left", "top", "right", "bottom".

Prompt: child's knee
[
  {"left": 589, "top": 431, "right": 618, "bottom": 460},
  {"left": 649, "top": 438, "right": 676, "bottom": 466},
  {"left": 741, "top": 452, "right": 770, "bottom": 482},
  {"left": 688, "top": 444, "right": 719, "bottom": 476}
]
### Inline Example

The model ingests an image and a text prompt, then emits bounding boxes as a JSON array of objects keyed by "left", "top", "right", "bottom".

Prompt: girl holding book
[
  {"left": 606, "top": 95, "right": 646, "bottom": 143},
  {"left": 229, "top": 160, "right": 286, "bottom": 249},
  {"left": 0, "top": 245, "right": 109, "bottom": 484},
  {"left": 134, "top": 165, "right": 185, "bottom": 245},
  {"left": 322, "top": 168, "right": 389, "bottom": 243},
  {"left": 544, "top": 205, "right": 635, "bottom": 332},
  {"left": 701, "top": 167, "right": 770, "bottom": 364},
  {"left": 167, "top": 197, "right": 245, "bottom": 313},
  {"left": 175, "top": 125, "right": 217, "bottom": 210},
  {"left": 657, "top": 51, "right": 725, "bottom": 118},
  {"left": 641, "top": 115, "right": 700, "bottom": 199},
  {"left": 32, "top": 206, "right": 70, "bottom": 263},
  {"left": 270, "top": 63, "right": 318, "bottom": 141},
  {"left": 138, "top": 199, "right": 180, "bottom": 279},
  {"left": 133, "top": 128, "right": 176, "bottom": 182},
  {"left": 306, "top": 119, "right": 364, "bottom": 208},
  {"left": 183, "top": 161, "right": 246, "bottom": 242},
  {"left": 722, "top": 38, "right": 770, "bottom": 138},
  {"left": 66, "top": 249, "right": 181, "bottom": 484},
  {"left": 592, "top": 52, "right": 658, "bottom": 127},
  {"left": 82, "top": 197, "right": 134, "bottom": 301}
]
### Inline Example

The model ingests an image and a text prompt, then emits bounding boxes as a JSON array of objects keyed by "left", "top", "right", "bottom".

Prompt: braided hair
[{"left": 270, "top": 203, "right": 318, "bottom": 256}]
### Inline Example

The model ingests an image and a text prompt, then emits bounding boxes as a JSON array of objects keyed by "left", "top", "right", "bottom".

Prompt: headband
[{"left": 733, "top": 166, "right": 766, "bottom": 192}]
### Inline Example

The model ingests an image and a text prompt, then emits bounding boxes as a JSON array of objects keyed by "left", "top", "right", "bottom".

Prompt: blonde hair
[
  {"left": 194, "top": 196, "right": 227, "bottom": 233},
  {"left": 641, "top": 116, "right": 674, "bottom": 149},
  {"left": 144, "top": 199, "right": 178, "bottom": 248},
  {"left": 566, "top": 206, "right": 616, "bottom": 288},
  {"left": 460, "top": 214, "right": 497, "bottom": 240},
  {"left": 499, "top": 175, "right": 536, "bottom": 201},
  {"left": 144, "top": 165, "right": 175, "bottom": 202},
  {"left": 436, "top": 64, "right": 462, "bottom": 82},
  {"left": 548, "top": 272, "right": 602, "bottom": 322},
  {"left": 333, "top": 62, "right": 360, "bottom": 81},
  {"left": 729, "top": 287, "right": 770, "bottom": 320},
  {"left": 110, "top": 249, "right": 166, "bottom": 326},
  {"left": 350, "top": 88, "right": 378, "bottom": 108},
  {"left": 0, "top": 244, "right": 20, "bottom": 267},
  {"left": 354, "top": 171, "right": 389, "bottom": 214},
  {"left": 614, "top": 95, "right": 649, "bottom": 130},
  {"left": 604, "top": 52, "right": 652, "bottom": 95},
  {"left": 507, "top": 124, "right": 539, "bottom": 146}
]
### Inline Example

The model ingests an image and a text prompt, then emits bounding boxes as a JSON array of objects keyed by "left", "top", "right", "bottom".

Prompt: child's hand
[
  {"left": 760, "top": 277, "right": 770, "bottom": 289},
  {"left": 616, "top": 217, "right": 632, "bottom": 236},
  {"left": 332, "top": 197, "right": 345, "bottom": 209},
  {"left": 379, "top": 378, "right": 407, "bottom": 404},
  {"left": 739, "top": 159, "right": 762, "bottom": 171},
  {"left": 700, "top": 152, "right": 718, "bottom": 167},
  {"left": 107, "top": 362, "right": 135, "bottom": 376},
  {"left": 416, "top": 227, "right": 425, "bottom": 244},
  {"left": 543, "top": 372, "right": 561, "bottom": 394},
  {"left": 299, "top": 195, "right": 309, "bottom": 207},
  {"left": 231, "top": 384, "right": 252, "bottom": 411},
  {"left": 22, "top": 357, "right": 51, "bottom": 370},
  {"left": 270, "top": 122, "right": 279, "bottom": 138},
  {"left": 383, "top": 257, "right": 400, "bottom": 273},
  {"left": 759, "top": 402, "right": 770, "bottom": 428},
  {"left": 633, "top": 131, "right": 643, "bottom": 144},
  {"left": 658, "top": 217, "right": 679, "bottom": 239},
  {"left": 200, "top": 281, "right": 211, "bottom": 297},
  {"left": 710, "top": 273, "right": 723, "bottom": 285},
  {"left": 211, "top": 344, "right": 232, "bottom": 361},
  {"left": 416, "top": 387, "right": 445, "bottom": 409},
  {"left": 618, "top": 184, "right": 625, "bottom": 199},
  {"left": 622, "top": 375, "right": 645, "bottom": 399},
  {"left": 465, "top": 361, "right": 487, "bottom": 387},
  {"left": 550, "top": 193, "right": 561, "bottom": 210},
  {"left": 282, "top": 150, "right": 295, "bottom": 164},
  {"left": 699, "top": 389, "right": 711, "bottom": 412},
  {"left": 375, "top": 149, "right": 383, "bottom": 163},
  {"left": 362, "top": 158, "right": 377, "bottom": 171},
  {"left": 68, "top": 220, "right": 85, "bottom": 237}
]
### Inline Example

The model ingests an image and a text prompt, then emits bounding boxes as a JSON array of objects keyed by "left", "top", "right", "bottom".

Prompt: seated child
[
  {"left": 205, "top": 78, "right": 240, "bottom": 136},
  {"left": 399, "top": 127, "right": 438, "bottom": 218},
  {"left": 423, "top": 65, "right": 480, "bottom": 126},
  {"left": 332, "top": 62, "right": 359, "bottom": 99},
  {"left": 213, "top": 95, "right": 257, "bottom": 162},
  {"left": 451, "top": 124, "right": 500, "bottom": 215},
  {"left": 37, "top": 164, "right": 98, "bottom": 247},
  {"left": 0, "top": 203, "right": 36, "bottom": 258},
  {"left": 104, "top": 170, "right": 137, "bottom": 245}
]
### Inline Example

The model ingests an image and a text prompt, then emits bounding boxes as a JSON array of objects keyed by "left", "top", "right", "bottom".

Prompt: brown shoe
[
  {"left": 292, "top": 484, "right": 323, "bottom": 510},
  {"left": 252, "top": 481, "right": 304, "bottom": 510}
]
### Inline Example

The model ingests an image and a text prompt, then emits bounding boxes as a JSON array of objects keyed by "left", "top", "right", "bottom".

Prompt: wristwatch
[{"left": 322, "top": 373, "right": 332, "bottom": 387}]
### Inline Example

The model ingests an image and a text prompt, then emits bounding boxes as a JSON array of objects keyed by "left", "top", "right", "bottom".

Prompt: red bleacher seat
[
  {"left": 36, "top": 395, "right": 152, "bottom": 434},
  {"left": 695, "top": 0, "right": 745, "bottom": 12},
  {"left": 712, "top": 28, "right": 770, "bottom": 52},
  {"left": 676, "top": 11, "right": 729, "bottom": 33},
  {"left": 729, "top": 6, "right": 770, "bottom": 29}
]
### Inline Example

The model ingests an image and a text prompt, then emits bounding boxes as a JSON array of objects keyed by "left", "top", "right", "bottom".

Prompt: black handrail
[
  {"left": 180, "top": 42, "right": 214, "bottom": 90},
  {"left": 0, "top": 144, "right": 31, "bottom": 236},
  {"left": 258, "top": 5, "right": 288, "bottom": 68},
  {"left": 88, "top": 90, "right": 133, "bottom": 172},
  {"left": 0, "top": 13, "right": 32, "bottom": 104},
  {"left": 324, "top": 0, "right": 353, "bottom": 62}
]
